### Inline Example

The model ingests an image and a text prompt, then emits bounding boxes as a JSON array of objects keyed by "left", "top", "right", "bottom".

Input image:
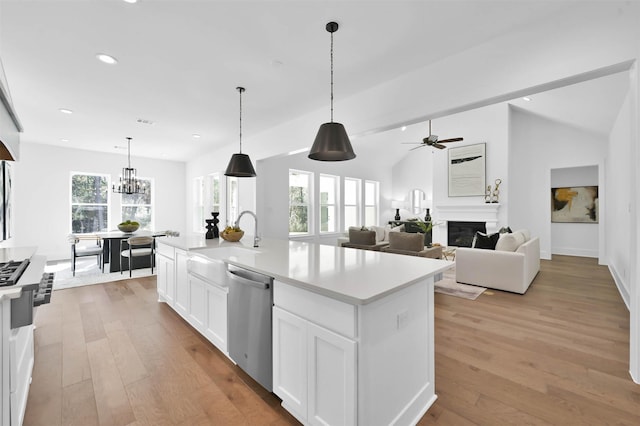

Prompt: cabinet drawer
[
  {"left": 156, "top": 242, "right": 174, "bottom": 259},
  {"left": 274, "top": 280, "right": 356, "bottom": 339}
]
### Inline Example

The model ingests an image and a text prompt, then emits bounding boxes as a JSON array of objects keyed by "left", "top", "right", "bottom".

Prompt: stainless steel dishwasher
[{"left": 227, "top": 264, "right": 274, "bottom": 391}]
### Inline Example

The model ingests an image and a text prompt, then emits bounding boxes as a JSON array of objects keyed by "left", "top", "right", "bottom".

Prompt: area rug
[
  {"left": 435, "top": 278, "right": 486, "bottom": 300},
  {"left": 47, "top": 257, "right": 156, "bottom": 290}
]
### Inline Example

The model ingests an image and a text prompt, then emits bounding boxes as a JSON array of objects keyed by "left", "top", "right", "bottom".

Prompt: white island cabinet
[{"left": 155, "top": 236, "right": 452, "bottom": 426}]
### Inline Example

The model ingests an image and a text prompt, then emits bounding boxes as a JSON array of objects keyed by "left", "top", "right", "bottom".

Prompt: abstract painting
[
  {"left": 448, "top": 143, "right": 486, "bottom": 197},
  {"left": 551, "top": 186, "right": 598, "bottom": 223}
]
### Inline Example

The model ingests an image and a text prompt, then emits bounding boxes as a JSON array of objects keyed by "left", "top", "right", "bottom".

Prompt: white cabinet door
[
  {"left": 205, "top": 284, "right": 228, "bottom": 353},
  {"left": 188, "top": 274, "right": 206, "bottom": 330},
  {"left": 174, "top": 249, "right": 189, "bottom": 317},
  {"left": 156, "top": 254, "right": 174, "bottom": 305},
  {"left": 273, "top": 307, "right": 308, "bottom": 423},
  {"left": 156, "top": 255, "right": 168, "bottom": 298},
  {"left": 307, "top": 322, "right": 356, "bottom": 426}
]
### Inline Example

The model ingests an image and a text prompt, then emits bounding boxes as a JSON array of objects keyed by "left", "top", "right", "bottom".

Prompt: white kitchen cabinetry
[
  {"left": 174, "top": 248, "right": 189, "bottom": 318},
  {"left": 188, "top": 274, "right": 206, "bottom": 329},
  {"left": 273, "top": 277, "right": 434, "bottom": 426},
  {"left": 204, "top": 283, "right": 228, "bottom": 352},
  {"left": 273, "top": 282, "right": 357, "bottom": 426}
]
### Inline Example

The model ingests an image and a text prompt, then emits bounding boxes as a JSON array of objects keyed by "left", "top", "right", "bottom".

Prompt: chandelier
[{"left": 113, "top": 137, "right": 145, "bottom": 194}]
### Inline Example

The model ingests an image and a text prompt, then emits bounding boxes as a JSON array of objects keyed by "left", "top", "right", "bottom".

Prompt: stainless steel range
[{"left": 0, "top": 256, "right": 54, "bottom": 328}]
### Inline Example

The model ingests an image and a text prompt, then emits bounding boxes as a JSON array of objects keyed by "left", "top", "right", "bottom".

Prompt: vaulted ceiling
[{"left": 0, "top": 1, "right": 631, "bottom": 162}]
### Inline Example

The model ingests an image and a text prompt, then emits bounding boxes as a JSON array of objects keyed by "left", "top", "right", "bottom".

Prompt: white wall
[
  {"left": 256, "top": 149, "right": 392, "bottom": 245},
  {"left": 391, "top": 142, "right": 433, "bottom": 220},
  {"left": 607, "top": 92, "right": 633, "bottom": 306},
  {"left": 6, "top": 143, "right": 186, "bottom": 260},
  {"left": 550, "top": 166, "right": 599, "bottom": 258}
]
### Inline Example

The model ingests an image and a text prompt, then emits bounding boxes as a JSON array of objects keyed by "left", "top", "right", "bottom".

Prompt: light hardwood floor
[{"left": 24, "top": 255, "right": 639, "bottom": 425}]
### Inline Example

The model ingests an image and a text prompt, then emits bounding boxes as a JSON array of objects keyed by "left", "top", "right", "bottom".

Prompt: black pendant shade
[
  {"left": 308, "top": 122, "right": 355, "bottom": 161},
  {"left": 224, "top": 86, "right": 257, "bottom": 177},
  {"left": 309, "top": 21, "right": 356, "bottom": 162},
  {"left": 225, "top": 153, "right": 256, "bottom": 177}
]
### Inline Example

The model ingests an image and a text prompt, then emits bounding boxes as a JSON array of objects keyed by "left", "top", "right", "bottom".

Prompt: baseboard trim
[
  {"left": 389, "top": 382, "right": 436, "bottom": 426},
  {"left": 552, "top": 247, "right": 599, "bottom": 258},
  {"left": 631, "top": 369, "right": 640, "bottom": 385},
  {"left": 609, "top": 264, "right": 630, "bottom": 311}
]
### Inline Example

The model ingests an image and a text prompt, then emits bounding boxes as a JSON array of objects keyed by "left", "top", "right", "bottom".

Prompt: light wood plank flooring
[{"left": 24, "top": 255, "right": 639, "bottom": 425}]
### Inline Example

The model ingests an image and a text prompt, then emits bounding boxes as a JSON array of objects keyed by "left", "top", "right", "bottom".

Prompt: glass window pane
[
  {"left": 122, "top": 206, "right": 152, "bottom": 230},
  {"left": 289, "top": 173, "right": 309, "bottom": 204},
  {"left": 320, "top": 175, "right": 336, "bottom": 204},
  {"left": 321, "top": 205, "right": 336, "bottom": 232},
  {"left": 345, "top": 179, "right": 357, "bottom": 205},
  {"left": 71, "top": 205, "right": 108, "bottom": 233},
  {"left": 365, "top": 206, "right": 376, "bottom": 226},
  {"left": 365, "top": 181, "right": 376, "bottom": 205},
  {"left": 344, "top": 206, "right": 358, "bottom": 229},
  {"left": 289, "top": 206, "right": 308, "bottom": 233},
  {"left": 71, "top": 174, "right": 108, "bottom": 204}
]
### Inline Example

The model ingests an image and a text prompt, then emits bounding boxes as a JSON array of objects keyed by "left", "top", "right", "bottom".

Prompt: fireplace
[{"left": 447, "top": 221, "right": 486, "bottom": 247}]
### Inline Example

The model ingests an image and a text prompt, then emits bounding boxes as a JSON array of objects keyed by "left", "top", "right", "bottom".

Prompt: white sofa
[{"left": 455, "top": 230, "right": 540, "bottom": 294}]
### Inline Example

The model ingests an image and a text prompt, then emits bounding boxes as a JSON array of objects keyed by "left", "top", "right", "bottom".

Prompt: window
[
  {"left": 227, "top": 176, "right": 238, "bottom": 226},
  {"left": 364, "top": 180, "right": 379, "bottom": 226},
  {"left": 319, "top": 174, "right": 339, "bottom": 233},
  {"left": 71, "top": 173, "right": 109, "bottom": 233},
  {"left": 193, "top": 176, "right": 204, "bottom": 231},
  {"left": 344, "top": 177, "right": 361, "bottom": 230},
  {"left": 121, "top": 178, "right": 153, "bottom": 230},
  {"left": 289, "top": 170, "right": 312, "bottom": 235},
  {"left": 208, "top": 173, "right": 221, "bottom": 215}
]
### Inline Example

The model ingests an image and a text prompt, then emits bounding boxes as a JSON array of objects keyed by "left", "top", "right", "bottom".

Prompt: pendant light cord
[
  {"left": 330, "top": 29, "right": 334, "bottom": 123},
  {"left": 239, "top": 88, "right": 243, "bottom": 153}
]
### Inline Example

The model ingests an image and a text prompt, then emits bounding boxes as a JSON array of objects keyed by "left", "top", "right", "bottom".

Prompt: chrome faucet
[{"left": 235, "top": 210, "right": 260, "bottom": 247}]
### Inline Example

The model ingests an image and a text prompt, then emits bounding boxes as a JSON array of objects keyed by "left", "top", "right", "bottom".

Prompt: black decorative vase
[
  {"left": 424, "top": 208, "right": 431, "bottom": 222},
  {"left": 394, "top": 209, "right": 401, "bottom": 221}
]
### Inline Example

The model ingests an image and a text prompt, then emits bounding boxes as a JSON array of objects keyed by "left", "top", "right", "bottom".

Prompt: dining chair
[
  {"left": 68, "top": 234, "right": 104, "bottom": 277},
  {"left": 120, "top": 236, "right": 155, "bottom": 277}
]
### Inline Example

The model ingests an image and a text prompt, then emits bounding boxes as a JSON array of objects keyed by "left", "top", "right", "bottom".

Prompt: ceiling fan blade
[
  {"left": 409, "top": 144, "right": 427, "bottom": 151},
  {"left": 437, "top": 137, "right": 464, "bottom": 144},
  {"left": 432, "top": 143, "right": 447, "bottom": 149}
]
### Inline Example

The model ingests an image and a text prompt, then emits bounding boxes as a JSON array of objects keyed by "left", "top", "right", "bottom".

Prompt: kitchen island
[{"left": 157, "top": 235, "right": 452, "bottom": 426}]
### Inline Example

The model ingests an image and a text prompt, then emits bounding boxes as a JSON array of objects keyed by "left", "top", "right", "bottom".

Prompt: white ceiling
[{"left": 0, "top": 1, "right": 630, "bottom": 162}]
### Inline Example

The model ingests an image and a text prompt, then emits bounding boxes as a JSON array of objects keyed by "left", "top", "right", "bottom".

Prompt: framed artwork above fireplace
[{"left": 448, "top": 143, "right": 486, "bottom": 197}]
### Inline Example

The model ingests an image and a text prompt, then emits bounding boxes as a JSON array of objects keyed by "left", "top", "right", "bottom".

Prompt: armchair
[{"left": 381, "top": 232, "right": 442, "bottom": 258}]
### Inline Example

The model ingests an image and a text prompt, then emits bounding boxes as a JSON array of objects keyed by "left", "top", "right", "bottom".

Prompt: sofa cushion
[
  {"left": 472, "top": 231, "right": 500, "bottom": 250},
  {"left": 496, "top": 231, "right": 527, "bottom": 252},
  {"left": 349, "top": 229, "right": 376, "bottom": 245},
  {"left": 388, "top": 231, "right": 424, "bottom": 252}
]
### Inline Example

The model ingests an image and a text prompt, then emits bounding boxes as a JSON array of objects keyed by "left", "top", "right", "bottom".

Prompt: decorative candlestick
[
  {"left": 205, "top": 212, "right": 220, "bottom": 239},
  {"left": 484, "top": 185, "right": 492, "bottom": 203},
  {"left": 491, "top": 179, "right": 502, "bottom": 203}
]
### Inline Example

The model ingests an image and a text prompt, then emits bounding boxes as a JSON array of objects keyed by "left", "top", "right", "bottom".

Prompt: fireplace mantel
[{"left": 434, "top": 204, "right": 501, "bottom": 232}]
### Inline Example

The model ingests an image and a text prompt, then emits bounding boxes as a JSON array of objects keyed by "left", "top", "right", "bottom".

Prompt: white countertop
[{"left": 161, "top": 235, "right": 453, "bottom": 305}]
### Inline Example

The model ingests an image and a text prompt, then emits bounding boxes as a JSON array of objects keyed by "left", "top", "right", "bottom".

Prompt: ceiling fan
[{"left": 402, "top": 120, "right": 463, "bottom": 150}]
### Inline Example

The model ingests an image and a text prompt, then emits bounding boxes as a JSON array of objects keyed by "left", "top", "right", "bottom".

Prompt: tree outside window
[
  {"left": 71, "top": 173, "right": 109, "bottom": 233},
  {"left": 289, "top": 170, "right": 312, "bottom": 235},
  {"left": 122, "top": 178, "right": 153, "bottom": 230}
]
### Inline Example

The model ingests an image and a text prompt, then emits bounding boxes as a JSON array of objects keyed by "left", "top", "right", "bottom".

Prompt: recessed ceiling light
[
  {"left": 96, "top": 53, "right": 118, "bottom": 65},
  {"left": 122, "top": 0, "right": 138, "bottom": 4},
  {"left": 192, "top": 134, "right": 201, "bottom": 139},
  {"left": 61, "top": 138, "right": 69, "bottom": 142},
  {"left": 401, "top": 126, "right": 407, "bottom": 132},
  {"left": 59, "top": 108, "right": 73, "bottom": 114},
  {"left": 523, "top": 96, "right": 532, "bottom": 101}
]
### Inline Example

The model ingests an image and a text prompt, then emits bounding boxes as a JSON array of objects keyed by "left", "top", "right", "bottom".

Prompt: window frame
[
  {"left": 364, "top": 180, "right": 380, "bottom": 227},
  {"left": 319, "top": 173, "right": 340, "bottom": 234},
  {"left": 343, "top": 177, "right": 361, "bottom": 231}
]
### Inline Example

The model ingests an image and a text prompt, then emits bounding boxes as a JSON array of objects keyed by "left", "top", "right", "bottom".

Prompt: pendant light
[
  {"left": 308, "top": 21, "right": 356, "bottom": 161},
  {"left": 225, "top": 86, "right": 257, "bottom": 177},
  {"left": 113, "top": 137, "right": 146, "bottom": 194}
]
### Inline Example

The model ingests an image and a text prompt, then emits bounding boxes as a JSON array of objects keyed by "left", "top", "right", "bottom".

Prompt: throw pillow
[
  {"left": 472, "top": 231, "right": 500, "bottom": 250},
  {"left": 349, "top": 229, "right": 376, "bottom": 245},
  {"left": 369, "top": 226, "right": 386, "bottom": 243},
  {"left": 383, "top": 224, "right": 405, "bottom": 242},
  {"left": 495, "top": 233, "right": 519, "bottom": 252},
  {"left": 388, "top": 232, "right": 424, "bottom": 251}
]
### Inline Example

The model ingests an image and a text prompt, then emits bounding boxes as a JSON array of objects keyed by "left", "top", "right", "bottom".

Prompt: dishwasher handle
[{"left": 227, "top": 269, "right": 270, "bottom": 290}]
